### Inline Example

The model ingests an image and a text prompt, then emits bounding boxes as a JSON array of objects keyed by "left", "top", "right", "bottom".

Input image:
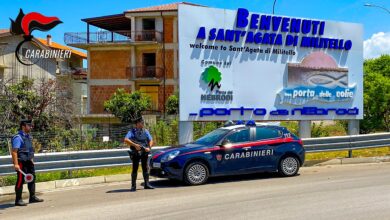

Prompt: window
[
  {"left": 143, "top": 53, "right": 156, "bottom": 67},
  {"left": 142, "top": 53, "right": 156, "bottom": 77},
  {"left": 225, "top": 129, "right": 250, "bottom": 144},
  {"left": 140, "top": 19, "right": 156, "bottom": 41},
  {"left": 194, "top": 129, "right": 229, "bottom": 146},
  {"left": 142, "top": 19, "right": 155, "bottom": 30},
  {"left": 255, "top": 127, "right": 282, "bottom": 141}
]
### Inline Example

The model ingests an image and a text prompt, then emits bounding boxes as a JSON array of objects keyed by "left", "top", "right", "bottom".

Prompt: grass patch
[
  {"left": 306, "top": 146, "right": 390, "bottom": 161},
  {"left": 281, "top": 121, "right": 348, "bottom": 137}
]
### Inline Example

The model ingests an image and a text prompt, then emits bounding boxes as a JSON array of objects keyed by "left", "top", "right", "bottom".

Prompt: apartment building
[{"left": 65, "top": 2, "right": 201, "bottom": 114}]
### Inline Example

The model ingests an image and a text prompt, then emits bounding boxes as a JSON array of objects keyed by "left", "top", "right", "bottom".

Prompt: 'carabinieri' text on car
[{"left": 150, "top": 121, "right": 305, "bottom": 185}]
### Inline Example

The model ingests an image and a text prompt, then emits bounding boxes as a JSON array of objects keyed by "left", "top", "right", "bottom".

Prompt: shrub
[{"left": 166, "top": 93, "right": 179, "bottom": 115}]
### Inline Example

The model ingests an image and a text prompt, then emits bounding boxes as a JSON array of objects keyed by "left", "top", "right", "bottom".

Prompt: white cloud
[{"left": 364, "top": 32, "right": 390, "bottom": 59}]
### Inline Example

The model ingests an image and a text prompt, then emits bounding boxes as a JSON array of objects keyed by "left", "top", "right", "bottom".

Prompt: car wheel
[
  {"left": 184, "top": 161, "right": 209, "bottom": 185},
  {"left": 278, "top": 156, "right": 300, "bottom": 177}
]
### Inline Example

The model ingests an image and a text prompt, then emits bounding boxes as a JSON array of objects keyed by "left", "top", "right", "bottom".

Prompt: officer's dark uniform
[
  {"left": 125, "top": 121, "right": 154, "bottom": 191},
  {"left": 12, "top": 120, "right": 43, "bottom": 206}
]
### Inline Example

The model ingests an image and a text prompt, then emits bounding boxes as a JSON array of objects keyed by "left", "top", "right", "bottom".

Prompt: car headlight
[{"left": 161, "top": 150, "right": 180, "bottom": 162}]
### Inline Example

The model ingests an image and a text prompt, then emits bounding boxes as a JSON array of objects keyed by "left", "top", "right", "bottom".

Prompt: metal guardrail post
[
  {"left": 348, "top": 119, "right": 360, "bottom": 158},
  {"left": 348, "top": 135, "right": 353, "bottom": 158}
]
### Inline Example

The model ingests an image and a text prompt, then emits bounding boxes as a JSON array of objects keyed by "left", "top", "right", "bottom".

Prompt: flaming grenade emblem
[{"left": 10, "top": 9, "right": 62, "bottom": 65}]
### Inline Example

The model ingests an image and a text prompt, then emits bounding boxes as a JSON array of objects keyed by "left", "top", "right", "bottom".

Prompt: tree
[
  {"left": 0, "top": 77, "right": 76, "bottom": 134},
  {"left": 166, "top": 92, "right": 179, "bottom": 115},
  {"left": 104, "top": 89, "right": 151, "bottom": 123},
  {"left": 364, "top": 55, "right": 390, "bottom": 78},
  {"left": 361, "top": 72, "right": 390, "bottom": 133},
  {"left": 0, "top": 77, "right": 78, "bottom": 153},
  {"left": 361, "top": 55, "right": 390, "bottom": 133}
]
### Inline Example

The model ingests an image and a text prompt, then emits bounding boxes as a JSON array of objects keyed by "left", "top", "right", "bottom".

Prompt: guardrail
[
  {"left": 0, "top": 147, "right": 167, "bottom": 176},
  {"left": 1, "top": 133, "right": 389, "bottom": 176},
  {"left": 303, "top": 132, "right": 390, "bottom": 152}
]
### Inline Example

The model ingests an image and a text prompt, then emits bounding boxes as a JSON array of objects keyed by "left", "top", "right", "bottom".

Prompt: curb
[
  {"left": 0, "top": 173, "right": 149, "bottom": 203},
  {"left": 314, "top": 156, "right": 390, "bottom": 166}
]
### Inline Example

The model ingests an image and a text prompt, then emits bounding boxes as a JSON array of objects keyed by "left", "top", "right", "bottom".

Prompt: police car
[{"left": 150, "top": 121, "right": 305, "bottom": 185}]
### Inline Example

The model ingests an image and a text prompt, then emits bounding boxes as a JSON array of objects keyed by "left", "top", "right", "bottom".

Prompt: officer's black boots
[
  {"left": 130, "top": 183, "right": 136, "bottom": 192},
  {"left": 130, "top": 173, "right": 137, "bottom": 192},
  {"left": 29, "top": 196, "right": 44, "bottom": 203},
  {"left": 130, "top": 172, "right": 154, "bottom": 191},
  {"left": 15, "top": 189, "right": 27, "bottom": 206},
  {"left": 143, "top": 172, "right": 154, "bottom": 189},
  {"left": 15, "top": 199, "right": 27, "bottom": 206},
  {"left": 28, "top": 181, "right": 43, "bottom": 203},
  {"left": 14, "top": 193, "right": 23, "bottom": 206}
]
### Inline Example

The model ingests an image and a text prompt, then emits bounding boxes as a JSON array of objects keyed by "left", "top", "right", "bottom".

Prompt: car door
[
  {"left": 214, "top": 127, "right": 252, "bottom": 175},
  {"left": 247, "top": 127, "right": 283, "bottom": 171}
]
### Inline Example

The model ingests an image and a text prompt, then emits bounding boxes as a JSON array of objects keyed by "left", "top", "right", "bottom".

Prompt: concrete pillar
[
  {"left": 179, "top": 121, "right": 193, "bottom": 144},
  {"left": 86, "top": 50, "right": 91, "bottom": 114},
  {"left": 348, "top": 120, "right": 360, "bottom": 135},
  {"left": 173, "top": 17, "right": 178, "bottom": 43},
  {"left": 299, "top": 120, "right": 311, "bottom": 138},
  {"left": 130, "top": 17, "right": 136, "bottom": 40},
  {"left": 130, "top": 47, "right": 136, "bottom": 81},
  {"left": 130, "top": 47, "right": 136, "bottom": 66}
]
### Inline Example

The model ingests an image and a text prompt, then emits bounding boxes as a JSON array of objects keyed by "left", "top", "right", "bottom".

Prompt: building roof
[
  {"left": 0, "top": 29, "right": 86, "bottom": 59},
  {"left": 81, "top": 2, "right": 204, "bottom": 31},
  {"left": 82, "top": 13, "right": 131, "bottom": 31},
  {"left": 0, "top": 29, "right": 11, "bottom": 37},
  {"left": 36, "top": 38, "right": 87, "bottom": 59},
  {"left": 125, "top": 2, "right": 204, "bottom": 12}
]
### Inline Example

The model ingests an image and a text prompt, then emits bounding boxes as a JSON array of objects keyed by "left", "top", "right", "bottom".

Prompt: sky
[{"left": 0, "top": 0, "right": 389, "bottom": 59}]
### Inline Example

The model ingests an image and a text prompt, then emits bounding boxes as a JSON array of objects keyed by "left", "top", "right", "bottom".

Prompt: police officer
[
  {"left": 11, "top": 119, "right": 44, "bottom": 206},
  {"left": 124, "top": 117, "right": 154, "bottom": 192}
]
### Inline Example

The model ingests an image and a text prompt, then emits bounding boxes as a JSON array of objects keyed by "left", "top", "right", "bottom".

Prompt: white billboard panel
[{"left": 178, "top": 5, "right": 363, "bottom": 121}]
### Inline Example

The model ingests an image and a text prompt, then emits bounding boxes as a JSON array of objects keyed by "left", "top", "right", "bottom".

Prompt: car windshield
[{"left": 193, "top": 128, "right": 229, "bottom": 145}]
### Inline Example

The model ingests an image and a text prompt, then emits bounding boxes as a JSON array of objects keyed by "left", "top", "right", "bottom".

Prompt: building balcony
[
  {"left": 56, "top": 67, "right": 87, "bottom": 80},
  {"left": 64, "top": 31, "right": 162, "bottom": 48},
  {"left": 127, "top": 66, "right": 165, "bottom": 81}
]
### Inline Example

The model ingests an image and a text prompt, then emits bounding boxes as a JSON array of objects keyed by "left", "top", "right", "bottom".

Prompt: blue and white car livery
[{"left": 150, "top": 121, "right": 305, "bottom": 185}]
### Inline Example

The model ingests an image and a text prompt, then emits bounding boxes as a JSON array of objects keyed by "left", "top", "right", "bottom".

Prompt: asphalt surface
[{"left": 1, "top": 163, "right": 390, "bottom": 220}]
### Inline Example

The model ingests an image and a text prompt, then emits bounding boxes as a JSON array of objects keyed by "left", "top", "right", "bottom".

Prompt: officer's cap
[
  {"left": 134, "top": 117, "right": 144, "bottom": 124},
  {"left": 20, "top": 119, "right": 32, "bottom": 127}
]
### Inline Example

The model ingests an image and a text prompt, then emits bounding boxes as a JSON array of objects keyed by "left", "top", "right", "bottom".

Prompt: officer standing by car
[
  {"left": 11, "top": 119, "right": 44, "bottom": 206},
  {"left": 124, "top": 117, "right": 154, "bottom": 191}
]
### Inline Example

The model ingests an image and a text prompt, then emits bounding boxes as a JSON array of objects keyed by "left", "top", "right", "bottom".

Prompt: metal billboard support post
[
  {"left": 299, "top": 120, "right": 312, "bottom": 138},
  {"left": 348, "top": 119, "right": 360, "bottom": 158},
  {"left": 179, "top": 121, "right": 194, "bottom": 144}
]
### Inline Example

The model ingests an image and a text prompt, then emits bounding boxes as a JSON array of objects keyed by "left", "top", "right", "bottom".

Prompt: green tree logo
[{"left": 201, "top": 65, "right": 222, "bottom": 91}]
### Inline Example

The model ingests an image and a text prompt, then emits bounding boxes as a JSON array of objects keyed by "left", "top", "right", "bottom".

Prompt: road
[{"left": 1, "top": 163, "right": 390, "bottom": 220}]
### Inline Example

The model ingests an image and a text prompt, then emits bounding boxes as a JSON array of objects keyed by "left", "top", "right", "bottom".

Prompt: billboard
[{"left": 178, "top": 5, "right": 363, "bottom": 121}]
